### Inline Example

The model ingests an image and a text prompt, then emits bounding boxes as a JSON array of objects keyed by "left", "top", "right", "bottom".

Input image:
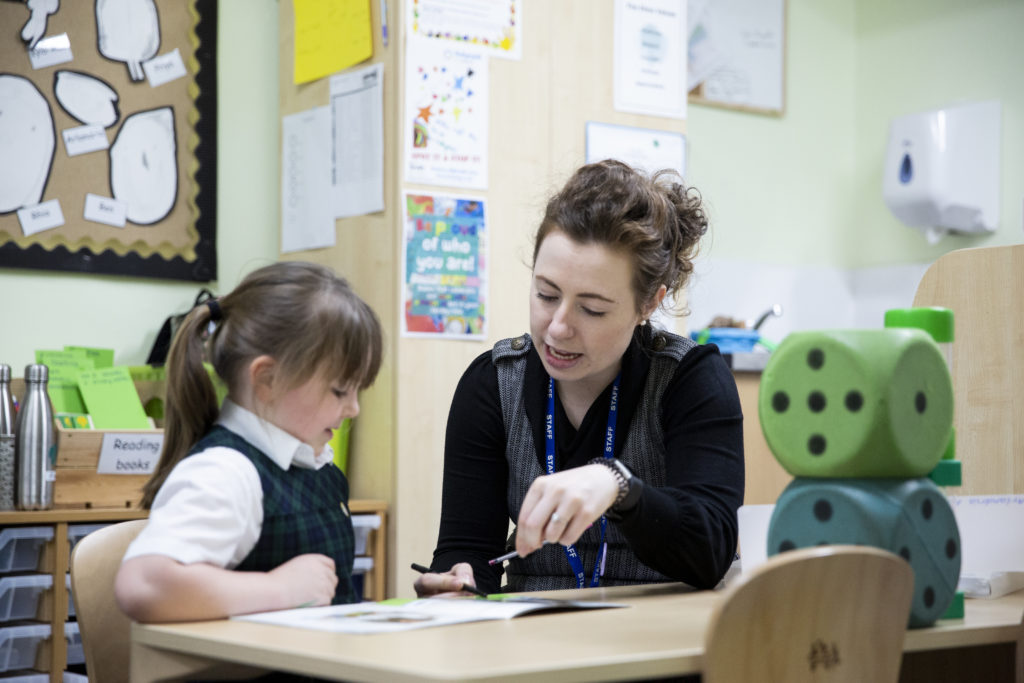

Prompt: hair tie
[{"left": 206, "top": 299, "right": 223, "bottom": 322}]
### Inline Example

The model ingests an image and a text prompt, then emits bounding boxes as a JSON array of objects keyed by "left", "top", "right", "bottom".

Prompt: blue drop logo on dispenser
[{"left": 899, "top": 153, "right": 913, "bottom": 184}]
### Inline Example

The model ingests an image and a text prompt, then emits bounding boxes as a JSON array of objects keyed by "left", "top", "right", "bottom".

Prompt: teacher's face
[{"left": 530, "top": 230, "right": 645, "bottom": 393}]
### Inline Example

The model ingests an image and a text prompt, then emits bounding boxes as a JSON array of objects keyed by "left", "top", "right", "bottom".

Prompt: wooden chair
[
  {"left": 70, "top": 519, "right": 148, "bottom": 683},
  {"left": 703, "top": 545, "right": 914, "bottom": 683}
]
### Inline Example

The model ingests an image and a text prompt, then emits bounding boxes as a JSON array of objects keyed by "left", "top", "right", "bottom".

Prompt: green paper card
[
  {"left": 77, "top": 366, "right": 151, "bottom": 430},
  {"left": 34, "top": 350, "right": 94, "bottom": 414},
  {"left": 64, "top": 346, "right": 115, "bottom": 369}
]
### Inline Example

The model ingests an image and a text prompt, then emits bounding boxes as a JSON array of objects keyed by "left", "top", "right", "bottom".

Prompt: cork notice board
[{"left": 0, "top": 0, "right": 217, "bottom": 281}]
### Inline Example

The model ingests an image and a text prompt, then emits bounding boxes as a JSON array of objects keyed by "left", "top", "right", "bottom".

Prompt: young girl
[{"left": 116, "top": 261, "right": 383, "bottom": 623}]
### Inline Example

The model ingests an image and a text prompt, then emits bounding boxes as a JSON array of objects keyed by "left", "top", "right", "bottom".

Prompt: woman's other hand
[
  {"left": 413, "top": 562, "right": 479, "bottom": 597},
  {"left": 515, "top": 464, "right": 618, "bottom": 558}
]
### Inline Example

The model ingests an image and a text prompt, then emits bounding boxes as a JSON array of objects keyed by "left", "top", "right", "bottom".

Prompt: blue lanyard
[{"left": 545, "top": 373, "right": 620, "bottom": 588}]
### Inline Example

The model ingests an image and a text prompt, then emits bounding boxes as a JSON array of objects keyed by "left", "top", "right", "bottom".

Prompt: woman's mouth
[{"left": 545, "top": 344, "right": 582, "bottom": 368}]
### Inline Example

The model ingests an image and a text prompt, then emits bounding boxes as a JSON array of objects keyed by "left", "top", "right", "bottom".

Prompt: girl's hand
[
  {"left": 268, "top": 553, "right": 338, "bottom": 608},
  {"left": 413, "top": 562, "right": 478, "bottom": 597},
  {"left": 515, "top": 464, "right": 618, "bottom": 558}
]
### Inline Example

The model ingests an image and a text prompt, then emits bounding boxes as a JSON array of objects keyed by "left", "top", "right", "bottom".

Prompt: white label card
[
  {"left": 143, "top": 48, "right": 187, "bottom": 87},
  {"left": 97, "top": 433, "right": 164, "bottom": 475},
  {"left": 62, "top": 124, "right": 109, "bottom": 157},
  {"left": 28, "top": 33, "right": 73, "bottom": 69},
  {"left": 84, "top": 193, "right": 127, "bottom": 227},
  {"left": 17, "top": 199, "right": 65, "bottom": 237}
]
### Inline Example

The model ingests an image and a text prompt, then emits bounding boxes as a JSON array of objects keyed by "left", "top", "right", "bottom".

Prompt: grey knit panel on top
[{"left": 493, "top": 331, "right": 696, "bottom": 592}]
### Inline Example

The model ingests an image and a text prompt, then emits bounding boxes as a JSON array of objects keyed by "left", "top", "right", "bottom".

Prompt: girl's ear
[{"left": 248, "top": 355, "right": 277, "bottom": 404}]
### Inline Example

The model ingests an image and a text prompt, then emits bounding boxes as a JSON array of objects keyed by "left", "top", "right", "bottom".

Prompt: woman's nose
[{"left": 549, "top": 304, "right": 573, "bottom": 338}]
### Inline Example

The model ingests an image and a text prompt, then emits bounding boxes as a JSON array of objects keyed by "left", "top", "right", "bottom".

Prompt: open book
[{"left": 233, "top": 595, "right": 627, "bottom": 634}]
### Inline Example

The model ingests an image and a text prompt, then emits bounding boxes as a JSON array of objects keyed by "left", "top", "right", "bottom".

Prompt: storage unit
[
  {"left": 0, "top": 576, "right": 52, "bottom": 623},
  {"left": 0, "top": 624, "right": 50, "bottom": 674}
]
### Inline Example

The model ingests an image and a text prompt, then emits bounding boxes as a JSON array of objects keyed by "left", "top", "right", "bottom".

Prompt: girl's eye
[{"left": 331, "top": 387, "right": 347, "bottom": 398}]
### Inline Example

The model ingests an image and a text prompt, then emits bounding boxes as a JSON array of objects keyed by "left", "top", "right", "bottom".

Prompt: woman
[{"left": 416, "top": 160, "right": 744, "bottom": 596}]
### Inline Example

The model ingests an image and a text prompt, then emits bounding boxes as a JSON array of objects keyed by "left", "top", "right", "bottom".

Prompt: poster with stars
[
  {"left": 404, "top": 37, "right": 489, "bottom": 189},
  {"left": 401, "top": 191, "right": 487, "bottom": 340}
]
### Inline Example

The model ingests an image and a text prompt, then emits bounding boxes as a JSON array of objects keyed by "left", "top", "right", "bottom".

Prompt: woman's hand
[
  {"left": 515, "top": 464, "right": 618, "bottom": 558},
  {"left": 412, "top": 562, "right": 480, "bottom": 597}
]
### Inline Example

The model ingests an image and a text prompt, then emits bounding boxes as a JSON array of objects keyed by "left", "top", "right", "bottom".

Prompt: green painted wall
[{"left": 0, "top": 0, "right": 281, "bottom": 372}]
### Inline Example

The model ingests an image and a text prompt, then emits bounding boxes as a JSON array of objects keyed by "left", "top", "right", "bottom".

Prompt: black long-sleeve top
[{"left": 430, "top": 331, "right": 745, "bottom": 594}]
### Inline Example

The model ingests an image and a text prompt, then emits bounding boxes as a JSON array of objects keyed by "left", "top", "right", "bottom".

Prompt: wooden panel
[
  {"left": 912, "top": 245, "right": 1024, "bottom": 495},
  {"left": 734, "top": 372, "right": 790, "bottom": 505}
]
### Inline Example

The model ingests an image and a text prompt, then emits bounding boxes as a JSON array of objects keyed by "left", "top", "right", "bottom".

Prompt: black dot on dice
[
  {"left": 779, "top": 540, "right": 795, "bottom": 552},
  {"left": 899, "top": 546, "right": 910, "bottom": 561},
  {"left": 807, "top": 348, "right": 824, "bottom": 369},
  {"left": 915, "top": 391, "right": 927, "bottom": 414},
  {"left": 922, "top": 498, "right": 933, "bottom": 520},
  {"left": 808, "top": 391, "right": 826, "bottom": 412},
  {"left": 946, "top": 539, "right": 958, "bottom": 559},
  {"left": 845, "top": 391, "right": 863, "bottom": 412},
  {"left": 808, "top": 434, "right": 826, "bottom": 456},
  {"left": 813, "top": 499, "right": 832, "bottom": 522},
  {"left": 923, "top": 586, "right": 935, "bottom": 608},
  {"left": 772, "top": 391, "right": 790, "bottom": 413}
]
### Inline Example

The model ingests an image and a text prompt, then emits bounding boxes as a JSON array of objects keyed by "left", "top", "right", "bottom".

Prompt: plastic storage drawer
[
  {"left": 0, "top": 528, "right": 54, "bottom": 574},
  {"left": 0, "top": 624, "right": 51, "bottom": 673},
  {"left": 0, "top": 575, "right": 52, "bottom": 622},
  {"left": 351, "top": 514, "right": 381, "bottom": 556},
  {"left": 67, "top": 523, "right": 109, "bottom": 559},
  {"left": 64, "top": 621, "right": 83, "bottom": 667}
]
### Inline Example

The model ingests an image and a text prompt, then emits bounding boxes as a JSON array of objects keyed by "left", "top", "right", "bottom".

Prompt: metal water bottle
[
  {"left": 15, "top": 364, "right": 57, "bottom": 510},
  {"left": 0, "top": 364, "right": 15, "bottom": 510}
]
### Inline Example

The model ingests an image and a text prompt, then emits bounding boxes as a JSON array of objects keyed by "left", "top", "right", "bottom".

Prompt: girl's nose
[{"left": 343, "top": 394, "right": 360, "bottom": 419}]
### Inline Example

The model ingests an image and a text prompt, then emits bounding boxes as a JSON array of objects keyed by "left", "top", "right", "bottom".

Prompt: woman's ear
[
  {"left": 642, "top": 284, "right": 668, "bottom": 322},
  {"left": 248, "top": 355, "right": 277, "bottom": 404}
]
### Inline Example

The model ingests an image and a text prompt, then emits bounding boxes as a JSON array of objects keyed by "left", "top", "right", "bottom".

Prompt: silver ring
[{"left": 550, "top": 512, "right": 561, "bottom": 524}]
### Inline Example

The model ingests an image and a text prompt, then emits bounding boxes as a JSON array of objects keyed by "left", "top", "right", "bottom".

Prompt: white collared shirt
[{"left": 123, "top": 399, "right": 335, "bottom": 567}]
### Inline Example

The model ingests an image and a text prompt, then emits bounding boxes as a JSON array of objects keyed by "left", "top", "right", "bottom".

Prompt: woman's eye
[
  {"left": 536, "top": 292, "right": 557, "bottom": 303},
  {"left": 582, "top": 307, "right": 606, "bottom": 317}
]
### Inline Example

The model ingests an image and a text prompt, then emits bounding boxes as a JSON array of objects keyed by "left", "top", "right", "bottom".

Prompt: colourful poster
[
  {"left": 402, "top": 193, "right": 486, "bottom": 339},
  {"left": 404, "top": 37, "right": 489, "bottom": 189}
]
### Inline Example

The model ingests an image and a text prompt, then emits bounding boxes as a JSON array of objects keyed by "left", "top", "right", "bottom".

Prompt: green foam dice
[
  {"left": 768, "top": 477, "right": 961, "bottom": 628},
  {"left": 759, "top": 329, "right": 953, "bottom": 478}
]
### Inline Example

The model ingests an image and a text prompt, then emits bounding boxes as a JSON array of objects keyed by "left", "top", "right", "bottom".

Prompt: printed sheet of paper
[
  {"left": 35, "top": 349, "right": 93, "bottom": 414},
  {"left": 585, "top": 121, "right": 686, "bottom": 178},
  {"left": 613, "top": 0, "right": 687, "bottom": 119},
  {"left": 293, "top": 0, "right": 373, "bottom": 84},
  {"left": 235, "top": 596, "right": 625, "bottom": 634},
  {"left": 330, "top": 63, "right": 384, "bottom": 219},
  {"left": 402, "top": 192, "right": 486, "bottom": 339},
  {"left": 404, "top": 37, "right": 489, "bottom": 189},
  {"left": 281, "top": 106, "right": 335, "bottom": 253},
  {"left": 77, "top": 366, "right": 151, "bottom": 430},
  {"left": 407, "top": 0, "right": 522, "bottom": 60}
]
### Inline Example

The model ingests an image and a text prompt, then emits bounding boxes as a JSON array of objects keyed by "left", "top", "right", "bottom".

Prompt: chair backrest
[
  {"left": 703, "top": 545, "right": 914, "bottom": 683},
  {"left": 69, "top": 519, "right": 148, "bottom": 683},
  {"left": 912, "top": 243, "right": 1024, "bottom": 496}
]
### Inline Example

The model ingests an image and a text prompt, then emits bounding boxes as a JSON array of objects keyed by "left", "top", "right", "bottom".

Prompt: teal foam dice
[
  {"left": 768, "top": 477, "right": 961, "bottom": 628},
  {"left": 759, "top": 329, "right": 953, "bottom": 478}
]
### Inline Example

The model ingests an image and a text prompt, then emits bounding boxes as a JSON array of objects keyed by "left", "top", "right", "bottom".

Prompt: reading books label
[{"left": 97, "top": 433, "right": 163, "bottom": 474}]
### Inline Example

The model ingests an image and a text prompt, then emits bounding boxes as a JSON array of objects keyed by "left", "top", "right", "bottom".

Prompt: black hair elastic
[{"left": 206, "top": 299, "right": 223, "bottom": 322}]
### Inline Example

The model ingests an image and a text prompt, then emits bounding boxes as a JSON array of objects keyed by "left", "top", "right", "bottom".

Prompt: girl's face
[
  {"left": 267, "top": 373, "right": 360, "bottom": 457},
  {"left": 530, "top": 230, "right": 648, "bottom": 396}
]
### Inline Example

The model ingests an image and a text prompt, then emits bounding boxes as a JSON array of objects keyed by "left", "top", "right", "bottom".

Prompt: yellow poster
[{"left": 294, "top": 0, "right": 373, "bottom": 84}]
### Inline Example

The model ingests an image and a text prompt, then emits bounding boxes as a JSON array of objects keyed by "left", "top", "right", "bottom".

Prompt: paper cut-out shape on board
[
  {"left": 0, "top": 74, "right": 55, "bottom": 214},
  {"left": 95, "top": 0, "right": 161, "bottom": 82},
  {"left": 54, "top": 70, "right": 120, "bottom": 128},
  {"left": 20, "top": 0, "right": 60, "bottom": 50},
  {"left": 109, "top": 107, "right": 177, "bottom": 225}
]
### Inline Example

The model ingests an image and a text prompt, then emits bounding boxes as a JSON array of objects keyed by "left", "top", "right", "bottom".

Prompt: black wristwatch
[{"left": 588, "top": 457, "right": 644, "bottom": 518}]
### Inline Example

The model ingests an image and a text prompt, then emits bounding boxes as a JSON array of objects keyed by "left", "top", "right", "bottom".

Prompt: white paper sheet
[
  {"left": 406, "top": 0, "right": 522, "bottom": 60},
  {"left": 281, "top": 106, "right": 335, "bottom": 253},
  {"left": 330, "top": 63, "right": 384, "bottom": 219},
  {"left": 613, "top": 0, "right": 687, "bottom": 119},
  {"left": 404, "top": 37, "right": 489, "bottom": 189},
  {"left": 585, "top": 121, "right": 686, "bottom": 178}
]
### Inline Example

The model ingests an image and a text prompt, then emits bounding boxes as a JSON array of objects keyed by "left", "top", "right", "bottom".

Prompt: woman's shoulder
[{"left": 491, "top": 333, "right": 532, "bottom": 363}]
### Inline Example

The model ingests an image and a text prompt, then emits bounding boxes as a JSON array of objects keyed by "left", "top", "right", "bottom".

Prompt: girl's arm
[{"left": 115, "top": 552, "right": 338, "bottom": 623}]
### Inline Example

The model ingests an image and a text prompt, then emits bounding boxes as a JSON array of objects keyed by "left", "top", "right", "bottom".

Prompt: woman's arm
[
  {"left": 428, "top": 353, "right": 512, "bottom": 594},
  {"left": 115, "top": 553, "right": 338, "bottom": 622},
  {"left": 616, "top": 345, "right": 745, "bottom": 588}
]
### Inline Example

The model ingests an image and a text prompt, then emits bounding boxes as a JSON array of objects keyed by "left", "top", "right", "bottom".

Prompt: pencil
[
  {"left": 410, "top": 562, "right": 488, "bottom": 598},
  {"left": 487, "top": 549, "right": 519, "bottom": 565}
]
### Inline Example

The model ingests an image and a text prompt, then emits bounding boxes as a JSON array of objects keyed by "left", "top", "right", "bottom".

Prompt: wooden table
[{"left": 130, "top": 583, "right": 1024, "bottom": 682}]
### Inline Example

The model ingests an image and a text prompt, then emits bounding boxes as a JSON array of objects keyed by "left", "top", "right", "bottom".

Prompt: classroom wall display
[
  {"left": 401, "top": 192, "right": 487, "bottom": 340},
  {"left": 0, "top": 0, "right": 217, "bottom": 282},
  {"left": 687, "top": 0, "right": 785, "bottom": 116}
]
